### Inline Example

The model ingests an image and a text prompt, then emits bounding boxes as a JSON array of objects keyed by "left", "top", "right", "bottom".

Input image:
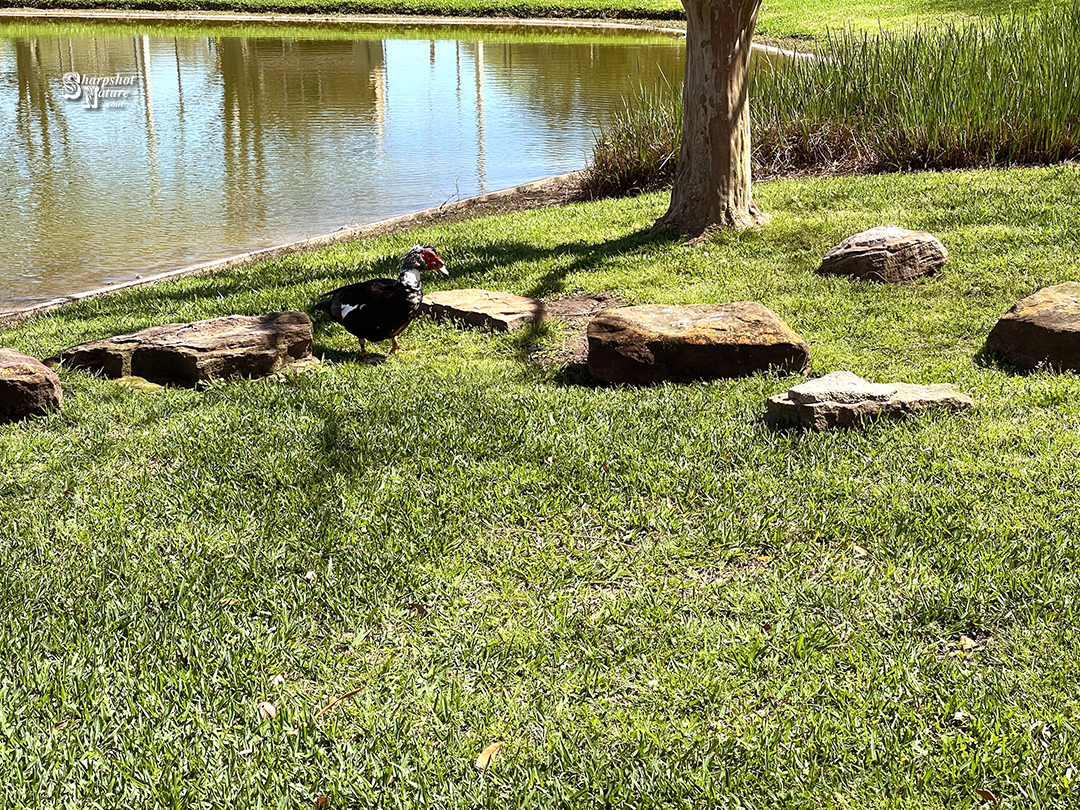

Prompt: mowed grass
[
  {"left": 757, "top": 0, "right": 1075, "bottom": 39},
  {"left": 2, "top": 166, "right": 1080, "bottom": 807}
]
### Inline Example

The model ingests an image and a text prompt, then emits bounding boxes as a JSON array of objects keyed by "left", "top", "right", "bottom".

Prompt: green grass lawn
[
  {"left": 3, "top": 165, "right": 1080, "bottom": 807},
  {"left": 758, "top": 0, "right": 1075, "bottom": 38}
]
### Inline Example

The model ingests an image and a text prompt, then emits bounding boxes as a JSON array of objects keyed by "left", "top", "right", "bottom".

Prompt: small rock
[
  {"left": 765, "top": 370, "right": 973, "bottom": 430},
  {"left": 820, "top": 225, "right": 947, "bottom": 284},
  {"left": 0, "top": 348, "right": 64, "bottom": 423},
  {"left": 52, "top": 312, "right": 313, "bottom": 386},
  {"left": 587, "top": 302, "right": 810, "bottom": 385},
  {"left": 984, "top": 282, "right": 1080, "bottom": 372},
  {"left": 113, "top": 376, "right": 164, "bottom": 392},
  {"left": 421, "top": 289, "right": 546, "bottom": 332}
]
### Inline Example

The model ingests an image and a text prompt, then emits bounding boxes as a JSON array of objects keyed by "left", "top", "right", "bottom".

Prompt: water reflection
[{"left": 0, "top": 20, "right": 684, "bottom": 305}]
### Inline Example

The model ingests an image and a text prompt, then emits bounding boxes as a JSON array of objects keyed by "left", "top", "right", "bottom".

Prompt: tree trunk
[{"left": 654, "top": 0, "right": 767, "bottom": 239}]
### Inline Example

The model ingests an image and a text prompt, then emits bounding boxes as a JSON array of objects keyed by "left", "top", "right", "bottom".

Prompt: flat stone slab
[
  {"left": 766, "top": 370, "right": 973, "bottom": 430},
  {"left": 420, "top": 289, "right": 546, "bottom": 332},
  {"left": 984, "top": 282, "right": 1080, "bottom": 372},
  {"left": 820, "top": 225, "right": 948, "bottom": 284},
  {"left": 0, "top": 348, "right": 63, "bottom": 423},
  {"left": 587, "top": 302, "right": 810, "bottom": 385},
  {"left": 51, "top": 312, "right": 313, "bottom": 386}
]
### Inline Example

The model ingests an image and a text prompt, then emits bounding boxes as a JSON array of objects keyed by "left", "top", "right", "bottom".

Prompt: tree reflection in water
[{"left": 0, "top": 19, "right": 684, "bottom": 305}]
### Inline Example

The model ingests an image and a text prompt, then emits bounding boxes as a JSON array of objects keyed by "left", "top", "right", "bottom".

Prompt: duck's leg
[
  {"left": 389, "top": 337, "right": 404, "bottom": 355},
  {"left": 358, "top": 337, "right": 367, "bottom": 355}
]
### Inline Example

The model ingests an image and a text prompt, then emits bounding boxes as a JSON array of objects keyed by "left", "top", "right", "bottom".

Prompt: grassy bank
[
  {"left": 0, "top": 0, "right": 685, "bottom": 20},
  {"left": 3, "top": 165, "right": 1080, "bottom": 807},
  {"left": 758, "top": 0, "right": 1074, "bottom": 39},
  {"left": 0, "top": 0, "right": 1071, "bottom": 36},
  {"left": 0, "top": 14, "right": 683, "bottom": 41},
  {"left": 587, "top": 5, "right": 1080, "bottom": 196}
]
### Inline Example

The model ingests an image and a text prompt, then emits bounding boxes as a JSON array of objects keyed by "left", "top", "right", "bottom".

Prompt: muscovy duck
[{"left": 313, "top": 245, "right": 448, "bottom": 355}]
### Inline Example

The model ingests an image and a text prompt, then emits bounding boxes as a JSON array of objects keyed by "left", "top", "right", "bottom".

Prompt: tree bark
[{"left": 654, "top": 0, "right": 767, "bottom": 239}]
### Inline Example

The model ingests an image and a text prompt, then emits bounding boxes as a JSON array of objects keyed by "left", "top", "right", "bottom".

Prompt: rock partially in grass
[
  {"left": 53, "top": 312, "right": 313, "bottom": 386},
  {"left": 587, "top": 303, "right": 810, "bottom": 385},
  {"left": 420, "top": 289, "right": 546, "bottom": 332},
  {"left": 113, "top": 376, "right": 165, "bottom": 393},
  {"left": 765, "top": 370, "right": 973, "bottom": 430},
  {"left": 820, "top": 226, "right": 947, "bottom": 284},
  {"left": 0, "top": 348, "right": 63, "bottom": 423},
  {"left": 984, "top": 282, "right": 1080, "bottom": 372}
]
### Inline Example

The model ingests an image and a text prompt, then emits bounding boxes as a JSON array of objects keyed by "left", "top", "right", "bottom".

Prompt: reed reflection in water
[{"left": 0, "top": 21, "right": 684, "bottom": 305}]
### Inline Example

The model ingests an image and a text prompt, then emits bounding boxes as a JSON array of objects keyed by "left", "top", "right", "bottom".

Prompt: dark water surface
[{"left": 0, "top": 18, "right": 684, "bottom": 305}]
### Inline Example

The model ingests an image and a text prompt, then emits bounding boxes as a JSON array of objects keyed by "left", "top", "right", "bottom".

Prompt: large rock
[
  {"left": 0, "top": 348, "right": 64, "bottom": 423},
  {"left": 765, "top": 370, "right": 973, "bottom": 430},
  {"left": 52, "top": 312, "right": 313, "bottom": 386},
  {"left": 587, "top": 302, "right": 810, "bottom": 385},
  {"left": 820, "top": 226, "right": 948, "bottom": 284},
  {"left": 984, "top": 282, "right": 1080, "bottom": 372},
  {"left": 420, "top": 289, "right": 546, "bottom": 332}
]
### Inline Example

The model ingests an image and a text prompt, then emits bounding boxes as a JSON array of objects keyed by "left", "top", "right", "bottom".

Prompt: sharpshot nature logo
[{"left": 61, "top": 72, "right": 138, "bottom": 110}]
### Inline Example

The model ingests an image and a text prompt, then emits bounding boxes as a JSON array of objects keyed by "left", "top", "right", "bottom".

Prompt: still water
[{"left": 0, "top": 18, "right": 684, "bottom": 305}]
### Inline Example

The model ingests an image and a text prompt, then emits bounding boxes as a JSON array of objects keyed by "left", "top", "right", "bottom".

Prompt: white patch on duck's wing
[{"left": 338, "top": 303, "right": 364, "bottom": 319}]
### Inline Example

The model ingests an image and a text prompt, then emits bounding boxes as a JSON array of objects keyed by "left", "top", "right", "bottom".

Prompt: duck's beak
[{"left": 433, "top": 257, "right": 449, "bottom": 276}]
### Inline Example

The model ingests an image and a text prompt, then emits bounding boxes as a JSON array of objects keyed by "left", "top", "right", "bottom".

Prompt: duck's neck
[
  {"left": 399, "top": 267, "right": 423, "bottom": 307},
  {"left": 399, "top": 267, "right": 422, "bottom": 290}
]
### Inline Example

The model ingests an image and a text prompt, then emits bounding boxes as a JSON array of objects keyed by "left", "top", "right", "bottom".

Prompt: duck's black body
[{"left": 314, "top": 245, "right": 447, "bottom": 354}]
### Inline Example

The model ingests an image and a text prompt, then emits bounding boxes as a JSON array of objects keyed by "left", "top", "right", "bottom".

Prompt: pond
[{"left": 0, "top": 16, "right": 685, "bottom": 307}]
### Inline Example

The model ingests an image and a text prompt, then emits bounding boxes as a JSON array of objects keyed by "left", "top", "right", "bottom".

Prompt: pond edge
[{"left": 0, "top": 171, "right": 586, "bottom": 327}]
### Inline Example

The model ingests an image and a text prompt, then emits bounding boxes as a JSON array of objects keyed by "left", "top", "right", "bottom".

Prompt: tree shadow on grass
[{"left": 428, "top": 225, "right": 669, "bottom": 301}]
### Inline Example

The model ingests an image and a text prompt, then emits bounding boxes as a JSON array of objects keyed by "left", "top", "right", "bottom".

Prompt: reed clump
[
  {"left": 584, "top": 4, "right": 1080, "bottom": 195},
  {"left": 581, "top": 78, "right": 683, "bottom": 199}
]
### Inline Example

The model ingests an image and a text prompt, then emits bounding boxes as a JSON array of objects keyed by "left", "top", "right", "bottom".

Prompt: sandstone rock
[
  {"left": 984, "top": 282, "right": 1080, "bottom": 372},
  {"left": 420, "top": 289, "right": 546, "bottom": 332},
  {"left": 820, "top": 226, "right": 948, "bottom": 284},
  {"left": 53, "top": 312, "right": 313, "bottom": 386},
  {"left": 765, "top": 370, "right": 973, "bottom": 430},
  {"left": 0, "top": 348, "right": 63, "bottom": 423},
  {"left": 587, "top": 302, "right": 810, "bottom": 385}
]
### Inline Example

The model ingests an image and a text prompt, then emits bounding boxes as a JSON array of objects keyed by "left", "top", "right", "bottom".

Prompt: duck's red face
[{"left": 421, "top": 247, "right": 448, "bottom": 276}]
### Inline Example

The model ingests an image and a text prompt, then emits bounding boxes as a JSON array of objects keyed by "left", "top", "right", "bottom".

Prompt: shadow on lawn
[
  {"left": 435, "top": 224, "right": 666, "bottom": 300},
  {"left": 312, "top": 346, "right": 389, "bottom": 366}
]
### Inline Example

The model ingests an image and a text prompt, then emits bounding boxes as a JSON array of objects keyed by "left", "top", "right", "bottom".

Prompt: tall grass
[
  {"left": 582, "top": 77, "right": 683, "bottom": 198},
  {"left": 585, "top": 4, "right": 1080, "bottom": 194}
]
